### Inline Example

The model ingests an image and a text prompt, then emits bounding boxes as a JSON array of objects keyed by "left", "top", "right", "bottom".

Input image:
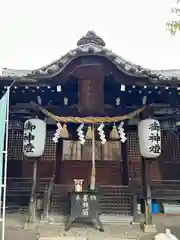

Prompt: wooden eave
[{"left": 1, "top": 31, "right": 180, "bottom": 87}]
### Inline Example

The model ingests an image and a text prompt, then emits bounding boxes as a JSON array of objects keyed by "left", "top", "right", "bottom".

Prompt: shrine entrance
[
  {"left": 56, "top": 138, "right": 128, "bottom": 186},
  {"left": 6, "top": 31, "right": 171, "bottom": 218}
]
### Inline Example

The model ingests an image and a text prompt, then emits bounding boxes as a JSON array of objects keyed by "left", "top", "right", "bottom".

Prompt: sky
[{"left": 0, "top": 0, "right": 179, "bottom": 70}]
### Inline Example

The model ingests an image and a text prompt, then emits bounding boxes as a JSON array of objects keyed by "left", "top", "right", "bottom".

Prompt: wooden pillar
[
  {"left": 121, "top": 125, "right": 128, "bottom": 185},
  {"left": 141, "top": 155, "right": 152, "bottom": 225},
  {"left": 55, "top": 139, "right": 63, "bottom": 184},
  {"left": 27, "top": 159, "right": 38, "bottom": 223},
  {"left": 140, "top": 107, "right": 156, "bottom": 232}
]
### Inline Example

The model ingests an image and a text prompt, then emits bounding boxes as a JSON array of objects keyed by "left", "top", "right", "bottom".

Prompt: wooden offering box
[{"left": 65, "top": 191, "right": 104, "bottom": 232}]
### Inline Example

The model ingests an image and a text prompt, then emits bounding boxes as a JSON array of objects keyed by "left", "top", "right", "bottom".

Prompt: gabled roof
[{"left": 1, "top": 31, "right": 180, "bottom": 85}]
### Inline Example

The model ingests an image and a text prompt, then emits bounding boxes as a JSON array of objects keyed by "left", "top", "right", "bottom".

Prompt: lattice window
[
  {"left": 127, "top": 130, "right": 141, "bottom": 181},
  {"left": 8, "top": 128, "right": 56, "bottom": 161},
  {"left": 8, "top": 130, "right": 24, "bottom": 160},
  {"left": 41, "top": 130, "right": 56, "bottom": 161},
  {"left": 8, "top": 131, "right": 14, "bottom": 160},
  {"left": 172, "top": 134, "right": 180, "bottom": 162},
  {"left": 127, "top": 130, "right": 141, "bottom": 158},
  {"left": 161, "top": 130, "right": 180, "bottom": 163}
]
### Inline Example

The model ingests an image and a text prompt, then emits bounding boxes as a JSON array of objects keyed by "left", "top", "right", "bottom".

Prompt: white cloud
[{"left": 0, "top": 0, "right": 179, "bottom": 70}]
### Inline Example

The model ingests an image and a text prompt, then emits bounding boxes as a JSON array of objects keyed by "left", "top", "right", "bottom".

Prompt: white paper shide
[
  {"left": 138, "top": 119, "right": 161, "bottom": 158},
  {"left": 23, "top": 119, "right": 46, "bottom": 157}
]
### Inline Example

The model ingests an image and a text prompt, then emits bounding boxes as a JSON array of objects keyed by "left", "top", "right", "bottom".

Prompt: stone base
[
  {"left": 24, "top": 222, "right": 36, "bottom": 230},
  {"left": 141, "top": 223, "right": 157, "bottom": 233},
  {"left": 131, "top": 220, "right": 140, "bottom": 225},
  {"left": 131, "top": 216, "right": 141, "bottom": 225}
]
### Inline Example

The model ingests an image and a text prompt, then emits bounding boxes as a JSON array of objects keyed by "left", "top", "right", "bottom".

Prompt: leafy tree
[{"left": 167, "top": 0, "right": 180, "bottom": 35}]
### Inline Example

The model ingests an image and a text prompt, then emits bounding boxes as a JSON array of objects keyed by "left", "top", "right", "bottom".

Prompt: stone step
[
  {"left": 46, "top": 214, "right": 133, "bottom": 225},
  {"left": 100, "top": 215, "right": 133, "bottom": 224}
]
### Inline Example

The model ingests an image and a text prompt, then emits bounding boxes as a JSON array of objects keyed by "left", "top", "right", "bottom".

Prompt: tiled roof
[
  {"left": 152, "top": 69, "right": 180, "bottom": 77},
  {"left": 1, "top": 31, "right": 180, "bottom": 84}
]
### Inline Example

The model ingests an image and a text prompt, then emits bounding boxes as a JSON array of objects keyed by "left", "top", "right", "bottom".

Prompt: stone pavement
[
  {"left": 4, "top": 220, "right": 144, "bottom": 240},
  {"left": 0, "top": 213, "right": 142, "bottom": 240},
  {"left": 140, "top": 215, "right": 180, "bottom": 240},
  {"left": 2, "top": 214, "right": 180, "bottom": 240},
  {"left": 4, "top": 225, "right": 143, "bottom": 240},
  {"left": 5, "top": 227, "right": 37, "bottom": 240}
]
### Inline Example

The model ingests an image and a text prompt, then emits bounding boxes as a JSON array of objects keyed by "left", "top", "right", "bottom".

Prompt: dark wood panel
[
  {"left": 126, "top": 129, "right": 180, "bottom": 183},
  {"left": 7, "top": 160, "right": 22, "bottom": 178},
  {"left": 77, "top": 65, "right": 104, "bottom": 114},
  {"left": 60, "top": 160, "right": 122, "bottom": 185},
  {"left": 22, "top": 160, "right": 54, "bottom": 178}
]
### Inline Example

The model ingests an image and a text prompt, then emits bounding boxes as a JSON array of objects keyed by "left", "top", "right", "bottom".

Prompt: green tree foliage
[{"left": 167, "top": 0, "right": 180, "bottom": 35}]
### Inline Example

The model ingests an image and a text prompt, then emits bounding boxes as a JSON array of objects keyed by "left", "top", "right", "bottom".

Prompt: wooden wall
[
  {"left": 7, "top": 120, "right": 180, "bottom": 185},
  {"left": 60, "top": 160, "right": 123, "bottom": 185},
  {"left": 127, "top": 129, "right": 180, "bottom": 184},
  {"left": 7, "top": 124, "right": 125, "bottom": 185},
  {"left": 7, "top": 122, "right": 56, "bottom": 180},
  {"left": 59, "top": 140, "right": 125, "bottom": 185}
]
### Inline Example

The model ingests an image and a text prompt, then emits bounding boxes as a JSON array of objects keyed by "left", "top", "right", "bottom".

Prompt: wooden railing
[
  {"left": 6, "top": 178, "right": 180, "bottom": 221},
  {"left": 41, "top": 175, "right": 55, "bottom": 221},
  {"left": 6, "top": 177, "right": 50, "bottom": 210},
  {"left": 130, "top": 180, "right": 180, "bottom": 199},
  {"left": 128, "top": 179, "right": 180, "bottom": 221},
  {"left": 46, "top": 184, "right": 133, "bottom": 217},
  {"left": 151, "top": 180, "right": 180, "bottom": 200}
]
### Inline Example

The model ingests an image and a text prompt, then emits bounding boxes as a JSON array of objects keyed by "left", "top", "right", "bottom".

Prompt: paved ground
[
  {"left": 3, "top": 225, "right": 143, "bottom": 240},
  {"left": 140, "top": 216, "right": 180, "bottom": 240},
  {"left": 2, "top": 214, "right": 180, "bottom": 240}
]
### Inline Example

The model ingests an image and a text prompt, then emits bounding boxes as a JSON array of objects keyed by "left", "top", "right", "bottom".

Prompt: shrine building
[{"left": 1, "top": 31, "right": 180, "bottom": 220}]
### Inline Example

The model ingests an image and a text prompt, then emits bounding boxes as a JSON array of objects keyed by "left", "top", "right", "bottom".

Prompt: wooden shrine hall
[{"left": 2, "top": 31, "right": 180, "bottom": 223}]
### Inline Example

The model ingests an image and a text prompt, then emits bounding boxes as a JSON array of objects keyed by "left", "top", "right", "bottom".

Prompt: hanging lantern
[
  {"left": 116, "top": 97, "right": 120, "bottom": 106},
  {"left": 86, "top": 125, "right": 92, "bottom": 139},
  {"left": 142, "top": 96, "right": 147, "bottom": 105},
  {"left": 60, "top": 123, "right": 69, "bottom": 138},
  {"left": 64, "top": 97, "right": 68, "bottom": 105},
  {"left": 138, "top": 119, "right": 161, "bottom": 158},
  {"left": 110, "top": 124, "right": 119, "bottom": 139},
  {"left": 57, "top": 85, "right": 62, "bottom": 92},
  {"left": 37, "top": 95, "right": 42, "bottom": 105},
  {"left": 120, "top": 85, "right": 125, "bottom": 91},
  {"left": 23, "top": 119, "right": 46, "bottom": 157}
]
